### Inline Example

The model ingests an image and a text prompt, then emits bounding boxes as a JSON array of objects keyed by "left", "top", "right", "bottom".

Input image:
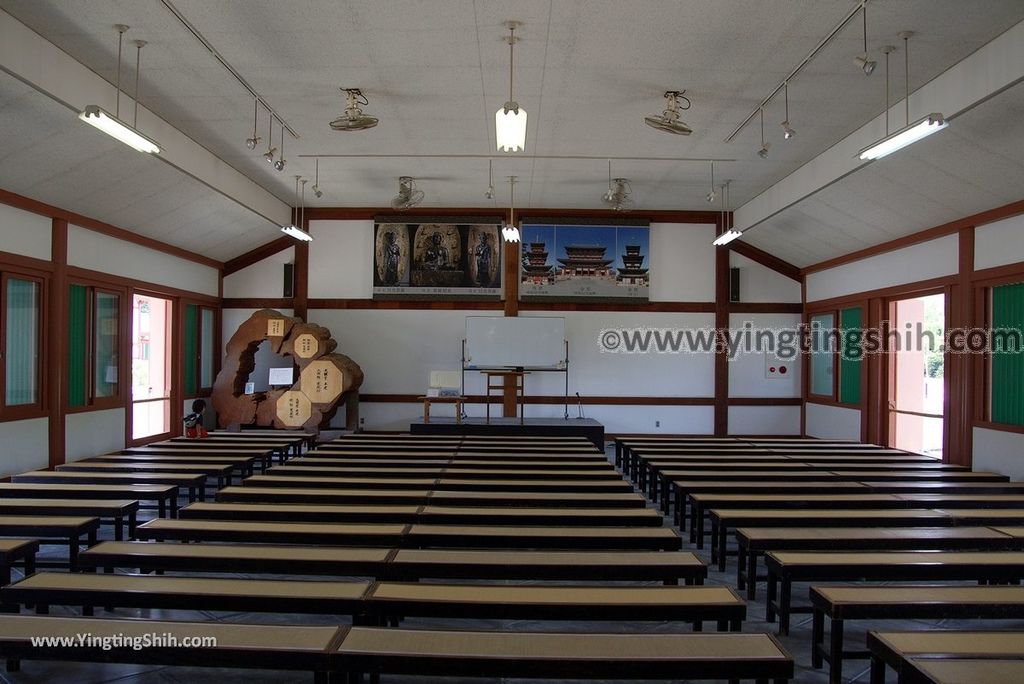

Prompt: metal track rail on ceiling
[{"left": 159, "top": 0, "right": 300, "bottom": 139}]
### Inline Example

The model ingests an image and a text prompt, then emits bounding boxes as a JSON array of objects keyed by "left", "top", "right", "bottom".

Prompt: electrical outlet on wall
[{"left": 655, "top": 420, "right": 660, "bottom": 428}]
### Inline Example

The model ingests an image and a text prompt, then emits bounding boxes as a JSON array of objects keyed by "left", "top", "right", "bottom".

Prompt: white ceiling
[{"left": 0, "top": 0, "right": 1022, "bottom": 265}]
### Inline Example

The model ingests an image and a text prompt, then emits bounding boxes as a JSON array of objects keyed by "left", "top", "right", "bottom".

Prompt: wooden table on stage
[
  {"left": 418, "top": 396, "right": 465, "bottom": 424},
  {"left": 482, "top": 371, "right": 527, "bottom": 425}
]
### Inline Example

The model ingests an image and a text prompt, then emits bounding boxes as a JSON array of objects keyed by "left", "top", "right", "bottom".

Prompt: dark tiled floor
[{"left": 4, "top": 445, "right": 1023, "bottom": 683}]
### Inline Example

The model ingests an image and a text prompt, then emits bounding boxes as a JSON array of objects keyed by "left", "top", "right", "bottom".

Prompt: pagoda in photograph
[
  {"left": 522, "top": 242, "right": 554, "bottom": 283},
  {"left": 556, "top": 244, "right": 614, "bottom": 276},
  {"left": 616, "top": 244, "right": 649, "bottom": 285}
]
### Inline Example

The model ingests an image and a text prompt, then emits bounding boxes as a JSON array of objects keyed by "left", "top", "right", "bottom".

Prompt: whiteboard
[{"left": 465, "top": 317, "right": 566, "bottom": 369}]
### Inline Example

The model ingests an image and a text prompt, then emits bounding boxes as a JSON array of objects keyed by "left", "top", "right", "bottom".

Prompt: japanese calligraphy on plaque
[
  {"left": 293, "top": 333, "right": 319, "bottom": 359},
  {"left": 267, "top": 319, "right": 285, "bottom": 336}
]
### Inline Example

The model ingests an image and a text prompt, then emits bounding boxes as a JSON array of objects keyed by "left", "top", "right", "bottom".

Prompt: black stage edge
[{"left": 410, "top": 418, "right": 605, "bottom": 448}]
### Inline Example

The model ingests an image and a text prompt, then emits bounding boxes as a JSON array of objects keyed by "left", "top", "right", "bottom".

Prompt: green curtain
[
  {"left": 200, "top": 308, "right": 215, "bottom": 388},
  {"left": 183, "top": 304, "right": 197, "bottom": 397},
  {"left": 992, "top": 282, "right": 1024, "bottom": 425},
  {"left": 67, "top": 284, "right": 87, "bottom": 408},
  {"left": 840, "top": 306, "right": 863, "bottom": 405},
  {"left": 4, "top": 278, "right": 40, "bottom": 406}
]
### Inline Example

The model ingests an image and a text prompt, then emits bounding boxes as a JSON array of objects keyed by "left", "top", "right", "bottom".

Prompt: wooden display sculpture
[{"left": 212, "top": 309, "right": 363, "bottom": 430}]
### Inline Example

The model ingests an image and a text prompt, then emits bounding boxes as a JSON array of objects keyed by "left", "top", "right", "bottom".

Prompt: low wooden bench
[
  {"left": 0, "top": 540, "right": 38, "bottom": 594},
  {"left": 733, "top": 519, "right": 1011, "bottom": 592},
  {"left": 403, "top": 524, "right": 682, "bottom": 551},
  {"left": 244, "top": 474, "right": 634, "bottom": 494},
  {"left": 669, "top": 480, "right": 871, "bottom": 525},
  {"left": 217, "top": 485, "right": 431, "bottom": 506},
  {"left": 898, "top": 658, "right": 1024, "bottom": 684},
  {"left": 364, "top": 583, "right": 745, "bottom": 630},
  {"left": 764, "top": 550, "right": 1024, "bottom": 636},
  {"left": 712, "top": 507, "right": 958, "bottom": 565},
  {"left": 136, "top": 518, "right": 408, "bottom": 546},
  {"left": 80, "top": 542, "right": 707, "bottom": 584},
  {"left": 811, "top": 586, "right": 1024, "bottom": 684},
  {"left": 868, "top": 630, "right": 1024, "bottom": 684},
  {"left": 0, "top": 516, "right": 99, "bottom": 572},
  {"left": 417, "top": 505, "right": 662, "bottom": 527},
  {"left": 79, "top": 457, "right": 243, "bottom": 486},
  {"left": 0, "top": 499, "right": 139, "bottom": 541},
  {"left": 388, "top": 548, "right": 705, "bottom": 584},
  {"left": 704, "top": 509, "right": 950, "bottom": 593},
  {"left": 270, "top": 465, "right": 624, "bottom": 481},
  {"left": 688, "top": 493, "right": 909, "bottom": 548},
  {"left": 938, "top": 508, "right": 1024, "bottom": 525},
  {"left": 88, "top": 453, "right": 262, "bottom": 476},
  {"left": 179, "top": 502, "right": 422, "bottom": 524},
  {"left": 215, "top": 485, "right": 648, "bottom": 508},
  {"left": 0, "top": 614, "right": 344, "bottom": 681},
  {"left": 81, "top": 541, "right": 394, "bottom": 577},
  {"left": 0, "top": 483, "right": 179, "bottom": 517},
  {"left": 13, "top": 471, "right": 207, "bottom": 503},
  {"left": 2, "top": 572, "right": 370, "bottom": 619},
  {"left": 334, "top": 627, "right": 794, "bottom": 682}
]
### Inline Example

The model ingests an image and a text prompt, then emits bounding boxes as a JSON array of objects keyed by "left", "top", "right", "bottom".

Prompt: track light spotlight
[
  {"left": 264, "top": 148, "right": 276, "bottom": 164},
  {"left": 264, "top": 113, "right": 276, "bottom": 163},
  {"left": 705, "top": 160, "right": 716, "bottom": 203},
  {"left": 312, "top": 184, "right": 323, "bottom": 199},
  {"left": 780, "top": 83, "right": 796, "bottom": 139},
  {"left": 245, "top": 97, "right": 261, "bottom": 150},
  {"left": 485, "top": 160, "right": 495, "bottom": 199},
  {"left": 853, "top": 4, "right": 876, "bottom": 75},
  {"left": 273, "top": 124, "right": 286, "bottom": 171},
  {"left": 757, "top": 108, "right": 770, "bottom": 159},
  {"left": 854, "top": 53, "right": 877, "bottom": 75},
  {"left": 311, "top": 158, "right": 323, "bottom": 198}
]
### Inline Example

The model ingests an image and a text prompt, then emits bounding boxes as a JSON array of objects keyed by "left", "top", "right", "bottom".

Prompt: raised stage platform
[{"left": 410, "top": 417, "right": 605, "bottom": 448}]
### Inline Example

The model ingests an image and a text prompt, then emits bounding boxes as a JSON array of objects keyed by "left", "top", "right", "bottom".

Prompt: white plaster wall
[
  {"left": 805, "top": 234, "right": 958, "bottom": 302},
  {"left": 68, "top": 225, "right": 219, "bottom": 297},
  {"left": 729, "top": 406, "right": 801, "bottom": 435},
  {"left": 0, "top": 203, "right": 51, "bottom": 260},
  {"left": 0, "top": 417, "right": 48, "bottom": 476},
  {"left": 728, "top": 313, "right": 802, "bottom": 398},
  {"left": 729, "top": 253, "right": 801, "bottom": 303},
  {"left": 973, "top": 426, "right": 1024, "bottom": 480},
  {"left": 65, "top": 408, "right": 125, "bottom": 462},
  {"left": 223, "top": 247, "right": 294, "bottom": 298},
  {"left": 308, "top": 220, "right": 374, "bottom": 298},
  {"left": 805, "top": 401, "right": 862, "bottom": 440},
  {"left": 649, "top": 223, "right": 716, "bottom": 301},
  {"left": 975, "top": 213, "right": 1024, "bottom": 271}
]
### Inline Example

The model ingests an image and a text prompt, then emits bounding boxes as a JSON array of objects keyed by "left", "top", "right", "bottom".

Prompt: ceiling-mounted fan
[
  {"left": 644, "top": 90, "right": 693, "bottom": 136},
  {"left": 329, "top": 88, "right": 379, "bottom": 131},
  {"left": 390, "top": 176, "right": 424, "bottom": 210}
]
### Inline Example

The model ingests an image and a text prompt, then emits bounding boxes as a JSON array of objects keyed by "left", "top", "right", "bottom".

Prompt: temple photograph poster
[
  {"left": 372, "top": 217, "right": 503, "bottom": 299},
  {"left": 519, "top": 219, "right": 651, "bottom": 301}
]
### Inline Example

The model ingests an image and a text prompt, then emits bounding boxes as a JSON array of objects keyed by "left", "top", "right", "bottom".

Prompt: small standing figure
[
  {"left": 183, "top": 398, "right": 209, "bottom": 439},
  {"left": 382, "top": 231, "right": 401, "bottom": 284},
  {"left": 424, "top": 231, "right": 451, "bottom": 270},
  {"left": 474, "top": 232, "right": 493, "bottom": 286}
]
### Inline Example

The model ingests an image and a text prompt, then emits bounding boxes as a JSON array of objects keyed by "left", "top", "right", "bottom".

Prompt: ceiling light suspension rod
[
  {"left": 724, "top": 0, "right": 870, "bottom": 143},
  {"left": 113, "top": 24, "right": 128, "bottom": 118},
  {"left": 132, "top": 39, "right": 146, "bottom": 127},
  {"left": 882, "top": 44, "right": 895, "bottom": 136},
  {"left": 158, "top": 0, "right": 299, "bottom": 139}
]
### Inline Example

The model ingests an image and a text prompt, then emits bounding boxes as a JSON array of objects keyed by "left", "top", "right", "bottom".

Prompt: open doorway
[
  {"left": 887, "top": 293, "right": 944, "bottom": 458},
  {"left": 131, "top": 293, "right": 172, "bottom": 441}
]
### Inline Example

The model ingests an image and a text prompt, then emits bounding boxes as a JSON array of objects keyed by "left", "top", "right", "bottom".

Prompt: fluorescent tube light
[
  {"left": 858, "top": 113, "right": 947, "bottom": 160},
  {"left": 79, "top": 105, "right": 161, "bottom": 154},
  {"left": 281, "top": 225, "right": 313, "bottom": 242},
  {"left": 712, "top": 230, "right": 742, "bottom": 246}
]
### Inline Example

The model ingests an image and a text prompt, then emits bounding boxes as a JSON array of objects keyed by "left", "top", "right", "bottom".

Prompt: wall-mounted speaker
[
  {"left": 729, "top": 267, "right": 741, "bottom": 302},
  {"left": 283, "top": 263, "right": 294, "bottom": 298}
]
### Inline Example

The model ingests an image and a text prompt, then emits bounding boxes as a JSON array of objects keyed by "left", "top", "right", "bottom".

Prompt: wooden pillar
[
  {"left": 714, "top": 244, "right": 730, "bottom": 436},
  {"left": 946, "top": 227, "right": 975, "bottom": 466},
  {"left": 48, "top": 219, "right": 67, "bottom": 468},
  {"left": 502, "top": 229, "right": 519, "bottom": 417}
]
